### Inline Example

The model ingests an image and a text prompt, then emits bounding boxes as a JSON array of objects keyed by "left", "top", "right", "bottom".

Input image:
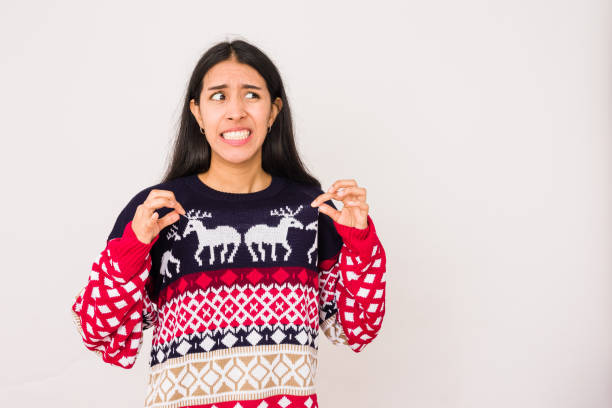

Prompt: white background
[{"left": 0, "top": 0, "right": 610, "bottom": 407}]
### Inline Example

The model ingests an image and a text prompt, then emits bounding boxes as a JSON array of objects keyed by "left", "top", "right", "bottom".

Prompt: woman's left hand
[{"left": 310, "top": 179, "right": 369, "bottom": 229}]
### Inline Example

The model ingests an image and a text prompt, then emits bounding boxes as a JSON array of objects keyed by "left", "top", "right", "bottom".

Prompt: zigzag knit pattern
[{"left": 71, "top": 174, "right": 387, "bottom": 408}]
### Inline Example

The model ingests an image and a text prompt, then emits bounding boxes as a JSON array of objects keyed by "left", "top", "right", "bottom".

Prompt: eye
[{"left": 210, "top": 91, "right": 260, "bottom": 101}]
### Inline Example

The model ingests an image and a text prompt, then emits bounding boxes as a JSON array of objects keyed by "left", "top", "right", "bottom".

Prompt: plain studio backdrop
[{"left": 0, "top": 0, "right": 610, "bottom": 407}]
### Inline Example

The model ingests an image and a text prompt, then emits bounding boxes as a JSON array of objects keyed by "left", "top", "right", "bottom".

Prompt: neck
[{"left": 198, "top": 153, "right": 272, "bottom": 194}]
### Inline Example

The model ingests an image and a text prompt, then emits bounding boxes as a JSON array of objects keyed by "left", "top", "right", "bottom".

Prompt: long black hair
[{"left": 160, "top": 40, "right": 321, "bottom": 190}]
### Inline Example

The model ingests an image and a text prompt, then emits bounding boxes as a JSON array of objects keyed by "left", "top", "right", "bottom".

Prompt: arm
[
  {"left": 70, "top": 220, "right": 159, "bottom": 368},
  {"left": 318, "top": 213, "right": 387, "bottom": 352}
]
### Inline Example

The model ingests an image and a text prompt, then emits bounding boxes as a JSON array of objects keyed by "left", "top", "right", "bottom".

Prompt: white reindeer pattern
[
  {"left": 165, "top": 205, "right": 318, "bottom": 267},
  {"left": 160, "top": 225, "right": 182, "bottom": 280},
  {"left": 181, "top": 209, "right": 241, "bottom": 266},
  {"left": 305, "top": 220, "right": 318, "bottom": 264},
  {"left": 160, "top": 250, "right": 180, "bottom": 281},
  {"left": 244, "top": 205, "right": 304, "bottom": 262}
]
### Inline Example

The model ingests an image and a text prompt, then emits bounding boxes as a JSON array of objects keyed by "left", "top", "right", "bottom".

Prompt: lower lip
[{"left": 219, "top": 131, "right": 252, "bottom": 146}]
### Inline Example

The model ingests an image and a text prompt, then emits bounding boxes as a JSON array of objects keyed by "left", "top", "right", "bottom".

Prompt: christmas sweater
[{"left": 71, "top": 173, "right": 387, "bottom": 408}]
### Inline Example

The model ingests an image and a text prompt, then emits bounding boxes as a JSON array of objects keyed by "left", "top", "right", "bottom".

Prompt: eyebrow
[{"left": 207, "top": 84, "right": 262, "bottom": 91}]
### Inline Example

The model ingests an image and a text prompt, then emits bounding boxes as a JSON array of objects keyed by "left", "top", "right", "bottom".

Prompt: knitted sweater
[{"left": 71, "top": 173, "right": 387, "bottom": 408}]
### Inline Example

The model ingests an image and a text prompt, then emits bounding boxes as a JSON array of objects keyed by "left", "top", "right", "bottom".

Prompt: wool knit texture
[{"left": 71, "top": 173, "right": 387, "bottom": 408}]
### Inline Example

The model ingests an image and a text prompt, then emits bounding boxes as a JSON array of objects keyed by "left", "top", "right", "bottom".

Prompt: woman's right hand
[{"left": 131, "top": 189, "right": 187, "bottom": 244}]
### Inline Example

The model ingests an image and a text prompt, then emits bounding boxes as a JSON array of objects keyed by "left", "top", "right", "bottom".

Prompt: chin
[{"left": 219, "top": 150, "right": 258, "bottom": 164}]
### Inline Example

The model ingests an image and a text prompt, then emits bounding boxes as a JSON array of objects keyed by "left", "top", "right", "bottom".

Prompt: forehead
[{"left": 203, "top": 59, "right": 265, "bottom": 87}]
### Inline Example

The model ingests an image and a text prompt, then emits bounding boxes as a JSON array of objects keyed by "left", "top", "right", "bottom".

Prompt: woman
[{"left": 71, "top": 39, "right": 387, "bottom": 408}]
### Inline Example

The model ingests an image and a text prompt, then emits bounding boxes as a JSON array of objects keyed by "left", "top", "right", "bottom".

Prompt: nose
[{"left": 225, "top": 96, "right": 247, "bottom": 120}]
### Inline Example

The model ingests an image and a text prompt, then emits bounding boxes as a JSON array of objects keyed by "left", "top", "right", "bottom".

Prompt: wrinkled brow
[{"left": 207, "top": 84, "right": 262, "bottom": 91}]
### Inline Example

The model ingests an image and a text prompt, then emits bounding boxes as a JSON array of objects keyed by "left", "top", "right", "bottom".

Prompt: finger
[
  {"left": 170, "top": 200, "right": 186, "bottom": 215},
  {"left": 157, "top": 210, "right": 181, "bottom": 230},
  {"left": 311, "top": 188, "right": 361, "bottom": 207},
  {"left": 336, "top": 186, "right": 366, "bottom": 201},
  {"left": 147, "top": 190, "right": 186, "bottom": 215},
  {"left": 327, "top": 179, "right": 358, "bottom": 194},
  {"left": 344, "top": 200, "right": 369, "bottom": 210},
  {"left": 310, "top": 192, "right": 337, "bottom": 207},
  {"left": 317, "top": 203, "right": 341, "bottom": 221},
  {"left": 143, "top": 197, "right": 184, "bottom": 214},
  {"left": 146, "top": 211, "right": 159, "bottom": 229}
]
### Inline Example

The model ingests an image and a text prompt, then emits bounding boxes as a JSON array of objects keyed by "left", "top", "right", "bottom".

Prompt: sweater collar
[{"left": 182, "top": 173, "right": 288, "bottom": 202}]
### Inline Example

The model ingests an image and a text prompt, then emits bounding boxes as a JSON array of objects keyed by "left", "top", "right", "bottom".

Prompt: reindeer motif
[
  {"left": 166, "top": 223, "right": 182, "bottom": 242},
  {"left": 244, "top": 205, "right": 304, "bottom": 262},
  {"left": 305, "top": 220, "right": 318, "bottom": 264},
  {"left": 182, "top": 209, "right": 241, "bottom": 266},
  {"left": 157, "top": 224, "right": 182, "bottom": 282},
  {"left": 160, "top": 249, "right": 180, "bottom": 281}
]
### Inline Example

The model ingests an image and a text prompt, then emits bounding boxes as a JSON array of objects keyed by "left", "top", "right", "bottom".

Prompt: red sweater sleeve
[
  {"left": 318, "top": 214, "right": 387, "bottom": 352},
  {"left": 71, "top": 220, "right": 159, "bottom": 368}
]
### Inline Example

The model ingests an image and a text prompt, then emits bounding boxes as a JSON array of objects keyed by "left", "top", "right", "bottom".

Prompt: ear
[
  {"left": 269, "top": 97, "right": 283, "bottom": 127},
  {"left": 189, "top": 98, "right": 204, "bottom": 128}
]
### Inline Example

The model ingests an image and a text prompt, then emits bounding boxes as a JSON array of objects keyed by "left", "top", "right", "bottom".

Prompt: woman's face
[{"left": 190, "top": 58, "right": 283, "bottom": 166}]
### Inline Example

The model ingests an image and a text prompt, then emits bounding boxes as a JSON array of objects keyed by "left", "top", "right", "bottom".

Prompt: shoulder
[
  {"left": 107, "top": 176, "right": 186, "bottom": 241},
  {"left": 281, "top": 177, "right": 325, "bottom": 202},
  {"left": 283, "top": 178, "right": 343, "bottom": 214},
  {"left": 121, "top": 178, "right": 183, "bottom": 213}
]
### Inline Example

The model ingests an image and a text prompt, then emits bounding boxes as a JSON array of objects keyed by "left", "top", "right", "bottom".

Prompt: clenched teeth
[{"left": 221, "top": 130, "right": 251, "bottom": 140}]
